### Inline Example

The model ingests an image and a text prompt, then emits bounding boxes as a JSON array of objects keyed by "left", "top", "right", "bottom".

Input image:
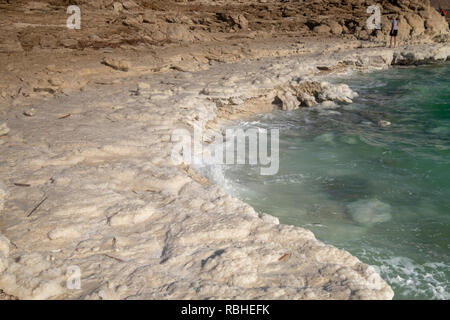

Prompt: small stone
[
  {"left": 0, "top": 123, "right": 10, "bottom": 137},
  {"left": 0, "top": 254, "right": 7, "bottom": 273},
  {"left": 40, "top": 35, "right": 58, "bottom": 49},
  {"left": 25, "top": 1, "right": 50, "bottom": 11},
  {"left": 102, "top": 57, "right": 130, "bottom": 72},
  {"left": 313, "top": 25, "right": 332, "bottom": 34},
  {"left": 23, "top": 108, "right": 36, "bottom": 117},
  {"left": 33, "top": 87, "right": 56, "bottom": 94},
  {"left": 112, "top": 2, "right": 123, "bottom": 14},
  {"left": 230, "top": 97, "right": 244, "bottom": 105},
  {"left": 299, "top": 93, "right": 316, "bottom": 107},
  {"left": 143, "top": 12, "right": 156, "bottom": 23},
  {"left": 59, "top": 38, "right": 79, "bottom": 48},
  {"left": 122, "top": 0, "right": 138, "bottom": 10},
  {"left": 137, "top": 82, "right": 150, "bottom": 90},
  {"left": 0, "top": 180, "right": 7, "bottom": 212},
  {"left": 233, "top": 14, "right": 248, "bottom": 30},
  {"left": 258, "top": 212, "right": 279, "bottom": 225},
  {"left": 328, "top": 21, "right": 343, "bottom": 35},
  {"left": 123, "top": 16, "right": 142, "bottom": 27},
  {"left": 378, "top": 120, "right": 391, "bottom": 127},
  {"left": 48, "top": 78, "right": 63, "bottom": 87},
  {"left": 46, "top": 64, "right": 58, "bottom": 72},
  {"left": 276, "top": 92, "right": 299, "bottom": 111},
  {"left": 0, "top": 233, "right": 10, "bottom": 257}
]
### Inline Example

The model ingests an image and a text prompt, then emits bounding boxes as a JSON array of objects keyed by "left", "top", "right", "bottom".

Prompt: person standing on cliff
[{"left": 389, "top": 16, "right": 399, "bottom": 48}]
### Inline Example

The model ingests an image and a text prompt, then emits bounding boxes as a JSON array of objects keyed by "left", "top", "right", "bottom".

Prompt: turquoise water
[{"left": 218, "top": 64, "right": 450, "bottom": 300}]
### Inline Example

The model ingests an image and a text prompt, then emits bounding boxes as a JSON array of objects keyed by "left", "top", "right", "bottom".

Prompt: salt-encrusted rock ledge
[{"left": 0, "top": 43, "right": 449, "bottom": 300}]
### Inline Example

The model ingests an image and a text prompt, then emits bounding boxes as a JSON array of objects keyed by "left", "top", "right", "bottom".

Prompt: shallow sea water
[{"left": 209, "top": 64, "right": 450, "bottom": 300}]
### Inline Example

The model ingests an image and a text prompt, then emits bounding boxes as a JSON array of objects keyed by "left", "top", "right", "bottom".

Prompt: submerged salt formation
[{"left": 347, "top": 199, "right": 393, "bottom": 227}]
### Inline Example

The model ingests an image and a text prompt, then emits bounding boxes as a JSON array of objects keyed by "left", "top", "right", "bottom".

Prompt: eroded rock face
[
  {"left": 0, "top": 0, "right": 448, "bottom": 103},
  {"left": 423, "top": 7, "right": 449, "bottom": 35},
  {"left": 0, "top": 0, "right": 448, "bottom": 54}
]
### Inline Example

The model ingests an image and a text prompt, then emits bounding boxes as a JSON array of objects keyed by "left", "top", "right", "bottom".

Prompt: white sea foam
[{"left": 378, "top": 256, "right": 450, "bottom": 300}]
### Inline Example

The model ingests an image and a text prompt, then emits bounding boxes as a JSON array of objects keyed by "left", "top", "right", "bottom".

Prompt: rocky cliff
[
  {"left": 0, "top": 0, "right": 448, "bottom": 53},
  {"left": 1, "top": 0, "right": 448, "bottom": 103}
]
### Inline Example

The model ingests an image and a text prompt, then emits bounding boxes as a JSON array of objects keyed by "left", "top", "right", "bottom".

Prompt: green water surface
[{"left": 219, "top": 64, "right": 450, "bottom": 300}]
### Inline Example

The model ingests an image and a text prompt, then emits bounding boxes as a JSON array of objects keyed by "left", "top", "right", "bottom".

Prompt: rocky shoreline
[{"left": 1, "top": 38, "right": 449, "bottom": 299}]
